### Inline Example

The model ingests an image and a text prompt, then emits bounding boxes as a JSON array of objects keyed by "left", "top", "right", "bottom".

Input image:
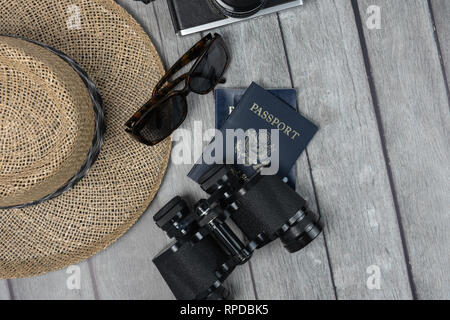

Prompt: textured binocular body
[{"left": 153, "top": 165, "right": 323, "bottom": 300}]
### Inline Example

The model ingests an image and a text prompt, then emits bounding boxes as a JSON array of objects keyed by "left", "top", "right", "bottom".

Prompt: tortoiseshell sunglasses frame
[{"left": 125, "top": 33, "right": 229, "bottom": 146}]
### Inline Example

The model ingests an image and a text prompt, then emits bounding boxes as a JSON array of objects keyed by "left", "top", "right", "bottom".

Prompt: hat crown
[{"left": 0, "top": 36, "right": 94, "bottom": 208}]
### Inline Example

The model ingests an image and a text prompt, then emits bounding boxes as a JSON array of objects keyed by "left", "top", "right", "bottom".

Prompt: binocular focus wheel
[
  {"left": 154, "top": 196, "right": 188, "bottom": 227},
  {"left": 198, "top": 164, "right": 235, "bottom": 194},
  {"left": 153, "top": 196, "right": 197, "bottom": 240}
]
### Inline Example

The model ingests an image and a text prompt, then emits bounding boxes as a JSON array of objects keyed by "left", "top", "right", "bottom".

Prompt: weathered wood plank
[
  {"left": 0, "top": 281, "right": 11, "bottom": 299},
  {"left": 431, "top": 0, "right": 450, "bottom": 85},
  {"left": 279, "top": 0, "right": 413, "bottom": 299},
  {"left": 213, "top": 15, "right": 335, "bottom": 300},
  {"left": 8, "top": 263, "right": 96, "bottom": 300},
  {"left": 358, "top": 0, "right": 450, "bottom": 300}
]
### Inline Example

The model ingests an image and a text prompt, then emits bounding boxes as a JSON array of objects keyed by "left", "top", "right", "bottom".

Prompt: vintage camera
[
  {"left": 153, "top": 165, "right": 323, "bottom": 300},
  {"left": 137, "top": 0, "right": 303, "bottom": 36}
]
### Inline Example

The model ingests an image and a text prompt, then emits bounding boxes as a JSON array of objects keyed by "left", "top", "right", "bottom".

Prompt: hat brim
[{"left": 0, "top": 0, "right": 171, "bottom": 278}]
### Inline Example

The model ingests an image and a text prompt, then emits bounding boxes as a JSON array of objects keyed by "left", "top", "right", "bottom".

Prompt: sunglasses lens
[
  {"left": 190, "top": 39, "right": 228, "bottom": 93},
  {"left": 134, "top": 95, "right": 187, "bottom": 145}
]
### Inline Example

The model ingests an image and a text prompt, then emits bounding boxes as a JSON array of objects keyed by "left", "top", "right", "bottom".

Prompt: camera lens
[
  {"left": 278, "top": 209, "right": 323, "bottom": 253},
  {"left": 211, "top": 0, "right": 268, "bottom": 18}
]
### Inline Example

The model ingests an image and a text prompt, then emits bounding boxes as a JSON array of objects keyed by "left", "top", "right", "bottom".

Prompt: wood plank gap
[
  {"left": 6, "top": 279, "right": 14, "bottom": 300},
  {"left": 247, "top": 261, "right": 259, "bottom": 300},
  {"left": 276, "top": 13, "right": 338, "bottom": 300},
  {"left": 87, "top": 259, "right": 100, "bottom": 300},
  {"left": 304, "top": 150, "right": 338, "bottom": 300},
  {"left": 276, "top": 13, "right": 296, "bottom": 90},
  {"left": 427, "top": 0, "right": 450, "bottom": 110},
  {"left": 152, "top": 1, "right": 167, "bottom": 70},
  {"left": 351, "top": 0, "right": 417, "bottom": 299}
]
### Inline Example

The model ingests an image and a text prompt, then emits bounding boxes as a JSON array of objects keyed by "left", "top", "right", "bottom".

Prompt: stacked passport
[{"left": 188, "top": 82, "right": 318, "bottom": 189}]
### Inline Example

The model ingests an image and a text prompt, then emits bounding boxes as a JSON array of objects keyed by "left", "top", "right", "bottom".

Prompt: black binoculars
[{"left": 153, "top": 165, "right": 323, "bottom": 300}]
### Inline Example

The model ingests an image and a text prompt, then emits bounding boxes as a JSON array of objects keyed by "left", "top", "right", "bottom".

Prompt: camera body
[
  {"left": 166, "top": 0, "right": 304, "bottom": 36},
  {"left": 153, "top": 165, "right": 323, "bottom": 300}
]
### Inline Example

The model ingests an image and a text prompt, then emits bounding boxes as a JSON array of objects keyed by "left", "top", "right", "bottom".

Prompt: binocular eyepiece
[{"left": 153, "top": 165, "right": 323, "bottom": 300}]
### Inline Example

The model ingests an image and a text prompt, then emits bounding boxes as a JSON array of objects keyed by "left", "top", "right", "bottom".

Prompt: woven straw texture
[
  {"left": 0, "top": 36, "right": 95, "bottom": 208},
  {"left": 0, "top": 0, "right": 171, "bottom": 278}
]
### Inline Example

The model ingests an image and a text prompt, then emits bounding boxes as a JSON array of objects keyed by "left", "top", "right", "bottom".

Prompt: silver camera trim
[{"left": 179, "top": 0, "right": 303, "bottom": 36}]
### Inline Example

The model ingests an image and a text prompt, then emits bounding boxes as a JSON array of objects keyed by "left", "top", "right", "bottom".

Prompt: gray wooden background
[{"left": 0, "top": 0, "right": 448, "bottom": 300}]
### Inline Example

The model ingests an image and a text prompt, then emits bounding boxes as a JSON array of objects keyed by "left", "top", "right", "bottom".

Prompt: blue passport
[
  {"left": 215, "top": 88, "right": 299, "bottom": 188},
  {"left": 188, "top": 82, "right": 318, "bottom": 187}
]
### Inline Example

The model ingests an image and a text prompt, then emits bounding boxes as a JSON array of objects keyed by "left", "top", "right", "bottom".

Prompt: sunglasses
[{"left": 125, "top": 33, "right": 230, "bottom": 146}]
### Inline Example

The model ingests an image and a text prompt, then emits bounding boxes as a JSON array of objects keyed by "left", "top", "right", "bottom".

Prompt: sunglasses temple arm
[
  {"left": 152, "top": 35, "right": 212, "bottom": 96},
  {"left": 125, "top": 72, "right": 189, "bottom": 128},
  {"left": 154, "top": 74, "right": 188, "bottom": 98},
  {"left": 125, "top": 97, "right": 158, "bottom": 128},
  {"left": 126, "top": 71, "right": 192, "bottom": 128}
]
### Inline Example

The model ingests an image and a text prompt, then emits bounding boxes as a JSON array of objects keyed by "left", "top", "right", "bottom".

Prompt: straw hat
[{"left": 0, "top": 0, "right": 171, "bottom": 278}]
